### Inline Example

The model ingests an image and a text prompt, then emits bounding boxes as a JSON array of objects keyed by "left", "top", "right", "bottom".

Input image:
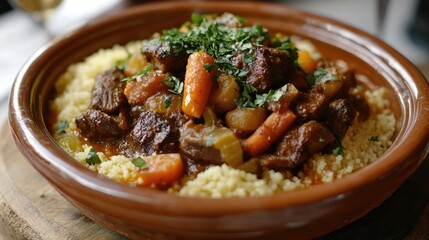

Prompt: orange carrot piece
[
  {"left": 124, "top": 72, "right": 168, "bottom": 106},
  {"left": 138, "top": 154, "right": 184, "bottom": 187},
  {"left": 182, "top": 50, "right": 216, "bottom": 118},
  {"left": 243, "top": 110, "right": 296, "bottom": 157},
  {"left": 297, "top": 50, "right": 317, "bottom": 73}
]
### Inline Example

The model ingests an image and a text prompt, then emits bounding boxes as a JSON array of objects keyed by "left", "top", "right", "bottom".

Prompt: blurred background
[{"left": 0, "top": 0, "right": 428, "bottom": 121}]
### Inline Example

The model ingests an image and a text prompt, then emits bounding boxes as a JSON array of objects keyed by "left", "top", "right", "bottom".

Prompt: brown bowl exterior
[{"left": 8, "top": 2, "right": 429, "bottom": 239}]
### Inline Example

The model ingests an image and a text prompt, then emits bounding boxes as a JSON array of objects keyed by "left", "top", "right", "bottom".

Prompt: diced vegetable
[
  {"left": 144, "top": 91, "right": 182, "bottom": 114},
  {"left": 124, "top": 52, "right": 149, "bottom": 77},
  {"left": 243, "top": 110, "right": 296, "bottom": 156},
  {"left": 225, "top": 108, "right": 266, "bottom": 131},
  {"left": 182, "top": 50, "right": 216, "bottom": 118},
  {"left": 204, "top": 128, "right": 243, "bottom": 167},
  {"left": 210, "top": 73, "right": 240, "bottom": 112},
  {"left": 57, "top": 132, "right": 83, "bottom": 153},
  {"left": 124, "top": 72, "right": 168, "bottom": 106},
  {"left": 137, "top": 154, "right": 184, "bottom": 187},
  {"left": 237, "top": 158, "right": 260, "bottom": 174},
  {"left": 202, "top": 107, "right": 218, "bottom": 126},
  {"left": 297, "top": 50, "right": 317, "bottom": 73}
]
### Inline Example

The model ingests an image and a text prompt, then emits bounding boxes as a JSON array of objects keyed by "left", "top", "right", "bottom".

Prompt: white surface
[
  {"left": 286, "top": 0, "right": 428, "bottom": 66},
  {"left": 0, "top": 11, "right": 49, "bottom": 104},
  {"left": 0, "top": 0, "right": 122, "bottom": 121}
]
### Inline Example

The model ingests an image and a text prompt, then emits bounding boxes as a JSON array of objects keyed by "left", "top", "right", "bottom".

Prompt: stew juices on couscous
[{"left": 49, "top": 13, "right": 395, "bottom": 198}]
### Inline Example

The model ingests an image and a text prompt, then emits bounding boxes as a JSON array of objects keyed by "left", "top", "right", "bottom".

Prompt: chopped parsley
[
  {"left": 164, "top": 95, "right": 173, "bottom": 108},
  {"left": 332, "top": 136, "right": 344, "bottom": 156},
  {"left": 191, "top": 13, "right": 206, "bottom": 26},
  {"left": 55, "top": 120, "right": 68, "bottom": 135},
  {"left": 132, "top": 157, "right": 149, "bottom": 170},
  {"left": 272, "top": 37, "right": 299, "bottom": 67},
  {"left": 306, "top": 68, "right": 339, "bottom": 86},
  {"left": 162, "top": 76, "right": 184, "bottom": 94},
  {"left": 254, "top": 84, "right": 288, "bottom": 107},
  {"left": 319, "top": 137, "right": 325, "bottom": 143},
  {"left": 121, "top": 65, "right": 153, "bottom": 82},
  {"left": 154, "top": 14, "right": 301, "bottom": 108},
  {"left": 234, "top": 83, "right": 257, "bottom": 108},
  {"left": 86, "top": 148, "right": 101, "bottom": 165},
  {"left": 158, "top": 14, "right": 274, "bottom": 108}
]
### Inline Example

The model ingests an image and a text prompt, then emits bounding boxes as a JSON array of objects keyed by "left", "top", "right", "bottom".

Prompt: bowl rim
[{"left": 8, "top": 1, "right": 429, "bottom": 217}]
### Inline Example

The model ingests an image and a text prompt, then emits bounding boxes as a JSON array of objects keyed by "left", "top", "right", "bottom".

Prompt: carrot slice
[
  {"left": 298, "top": 50, "right": 317, "bottom": 73},
  {"left": 137, "top": 154, "right": 183, "bottom": 187},
  {"left": 243, "top": 110, "right": 296, "bottom": 157},
  {"left": 124, "top": 72, "right": 168, "bottom": 106},
  {"left": 182, "top": 50, "right": 216, "bottom": 118}
]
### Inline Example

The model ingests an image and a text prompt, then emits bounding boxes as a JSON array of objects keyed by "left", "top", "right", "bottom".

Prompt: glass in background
[{"left": 6, "top": 0, "right": 63, "bottom": 27}]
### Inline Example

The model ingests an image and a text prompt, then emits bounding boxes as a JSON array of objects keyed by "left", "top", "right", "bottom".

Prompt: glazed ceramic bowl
[{"left": 8, "top": 2, "right": 429, "bottom": 239}]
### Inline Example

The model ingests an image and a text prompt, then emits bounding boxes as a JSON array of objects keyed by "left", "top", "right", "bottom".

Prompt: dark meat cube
[
  {"left": 325, "top": 98, "right": 356, "bottom": 138},
  {"left": 294, "top": 92, "right": 327, "bottom": 121},
  {"left": 129, "top": 111, "right": 180, "bottom": 155},
  {"left": 339, "top": 69, "right": 357, "bottom": 97},
  {"left": 142, "top": 39, "right": 188, "bottom": 73},
  {"left": 90, "top": 68, "right": 127, "bottom": 114},
  {"left": 259, "top": 121, "right": 335, "bottom": 169},
  {"left": 233, "top": 45, "right": 292, "bottom": 92},
  {"left": 349, "top": 88, "right": 370, "bottom": 122},
  {"left": 75, "top": 109, "right": 129, "bottom": 140},
  {"left": 179, "top": 122, "right": 223, "bottom": 165}
]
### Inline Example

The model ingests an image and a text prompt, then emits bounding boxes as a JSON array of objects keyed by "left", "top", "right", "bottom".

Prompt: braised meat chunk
[
  {"left": 142, "top": 39, "right": 188, "bottom": 73},
  {"left": 259, "top": 121, "right": 335, "bottom": 169},
  {"left": 76, "top": 109, "right": 130, "bottom": 140},
  {"left": 90, "top": 68, "right": 127, "bottom": 114},
  {"left": 233, "top": 45, "right": 292, "bottom": 92},
  {"left": 294, "top": 92, "right": 327, "bottom": 121},
  {"left": 325, "top": 98, "right": 356, "bottom": 138},
  {"left": 128, "top": 111, "right": 181, "bottom": 156},
  {"left": 179, "top": 122, "right": 223, "bottom": 165}
]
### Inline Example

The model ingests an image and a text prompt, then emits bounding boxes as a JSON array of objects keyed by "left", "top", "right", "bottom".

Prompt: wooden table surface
[{"left": 0, "top": 120, "right": 428, "bottom": 239}]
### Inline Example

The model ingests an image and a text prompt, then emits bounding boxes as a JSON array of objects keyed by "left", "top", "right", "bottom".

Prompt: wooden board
[{"left": 0, "top": 120, "right": 428, "bottom": 240}]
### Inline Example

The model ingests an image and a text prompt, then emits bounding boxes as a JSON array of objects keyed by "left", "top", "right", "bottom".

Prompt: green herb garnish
[
  {"left": 162, "top": 76, "right": 184, "bottom": 94},
  {"left": 55, "top": 120, "right": 68, "bottom": 135},
  {"left": 86, "top": 148, "right": 101, "bottom": 165},
  {"left": 319, "top": 137, "right": 325, "bottom": 143},
  {"left": 132, "top": 157, "right": 149, "bottom": 170},
  {"left": 306, "top": 68, "right": 339, "bottom": 86},
  {"left": 158, "top": 15, "right": 272, "bottom": 108},
  {"left": 234, "top": 83, "right": 258, "bottom": 108},
  {"left": 272, "top": 37, "right": 299, "bottom": 67},
  {"left": 164, "top": 95, "right": 173, "bottom": 108},
  {"left": 332, "top": 136, "right": 344, "bottom": 156},
  {"left": 121, "top": 65, "right": 153, "bottom": 82},
  {"left": 254, "top": 84, "right": 288, "bottom": 107},
  {"left": 191, "top": 13, "right": 206, "bottom": 26}
]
